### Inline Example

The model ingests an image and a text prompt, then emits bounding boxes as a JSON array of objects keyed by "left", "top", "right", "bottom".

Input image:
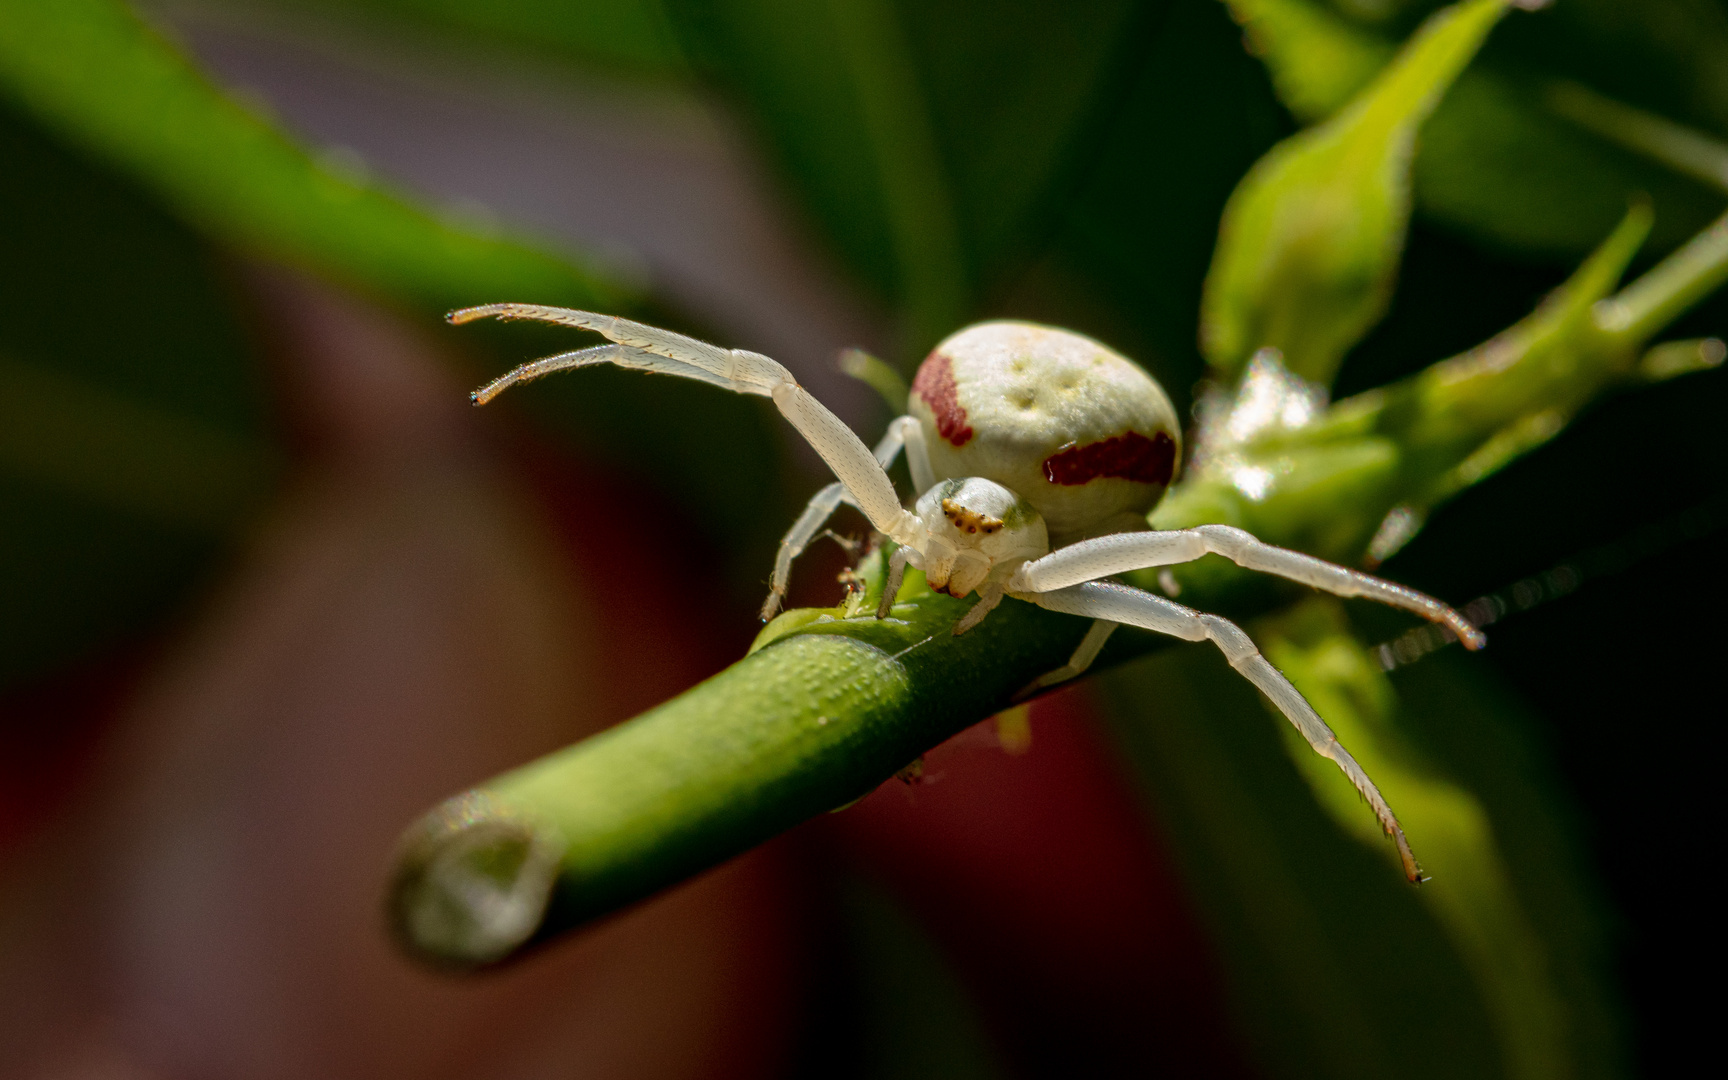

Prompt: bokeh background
[{"left": 1, "top": 1, "right": 1723, "bottom": 1077}]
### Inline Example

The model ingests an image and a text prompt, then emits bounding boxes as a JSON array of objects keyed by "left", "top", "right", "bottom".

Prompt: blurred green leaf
[
  {"left": 1488, "top": 0, "right": 1728, "bottom": 143},
  {"left": 264, "top": 0, "right": 689, "bottom": 78},
  {"left": 1026, "top": 0, "right": 1292, "bottom": 408},
  {"left": 1414, "top": 73, "right": 1721, "bottom": 258},
  {"left": 1384, "top": 646, "right": 1626, "bottom": 1080},
  {"left": 0, "top": 0, "right": 652, "bottom": 689},
  {"left": 1259, "top": 598, "right": 1576, "bottom": 1080},
  {"left": 1544, "top": 81, "right": 1728, "bottom": 196},
  {"left": 1094, "top": 596, "right": 1623, "bottom": 1079},
  {"left": 1227, "top": 0, "right": 1727, "bottom": 257},
  {"left": 840, "top": 876, "right": 1010, "bottom": 1080},
  {"left": 823, "top": 0, "right": 969, "bottom": 347},
  {"left": 0, "top": 104, "right": 277, "bottom": 689},
  {"left": 1096, "top": 647, "right": 1501, "bottom": 1080},
  {"left": 669, "top": 0, "right": 1146, "bottom": 355},
  {"left": 0, "top": 0, "right": 631, "bottom": 313},
  {"left": 0, "top": 0, "right": 818, "bottom": 647},
  {"left": 0, "top": 356, "right": 273, "bottom": 533},
  {"left": 1231, "top": 0, "right": 1395, "bottom": 121},
  {"left": 1201, "top": 0, "right": 1507, "bottom": 384}
]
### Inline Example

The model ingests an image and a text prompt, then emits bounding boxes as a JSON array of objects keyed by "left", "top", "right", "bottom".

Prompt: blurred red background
[{"left": 0, "top": 265, "right": 1250, "bottom": 1079}]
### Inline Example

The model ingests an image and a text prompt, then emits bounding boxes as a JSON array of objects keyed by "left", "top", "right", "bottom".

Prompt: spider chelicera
[{"left": 452, "top": 304, "right": 1484, "bottom": 882}]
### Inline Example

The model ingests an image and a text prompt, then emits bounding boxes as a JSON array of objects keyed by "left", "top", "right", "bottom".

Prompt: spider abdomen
[{"left": 909, "top": 322, "right": 1181, "bottom": 543}]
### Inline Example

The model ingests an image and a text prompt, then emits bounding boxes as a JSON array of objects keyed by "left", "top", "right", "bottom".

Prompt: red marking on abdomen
[
  {"left": 912, "top": 352, "right": 973, "bottom": 446},
  {"left": 1042, "top": 431, "right": 1175, "bottom": 487}
]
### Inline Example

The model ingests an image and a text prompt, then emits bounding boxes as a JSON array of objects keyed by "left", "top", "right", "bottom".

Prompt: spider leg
[
  {"left": 1011, "top": 524, "right": 1485, "bottom": 650},
  {"left": 770, "top": 384, "right": 916, "bottom": 540},
  {"left": 951, "top": 584, "right": 1005, "bottom": 634},
  {"left": 1012, "top": 619, "right": 1119, "bottom": 701},
  {"left": 876, "top": 546, "right": 914, "bottom": 619},
  {"left": 762, "top": 482, "right": 848, "bottom": 620},
  {"left": 455, "top": 306, "right": 919, "bottom": 545},
  {"left": 452, "top": 304, "right": 744, "bottom": 385},
  {"left": 471, "top": 343, "right": 734, "bottom": 405},
  {"left": 1013, "top": 580, "right": 1422, "bottom": 882},
  {"left": 761, "top": 417, "right": 926, "bottom": 619},
  {"left": 900, "top": 416, "right": 935, "bottom": 495}
]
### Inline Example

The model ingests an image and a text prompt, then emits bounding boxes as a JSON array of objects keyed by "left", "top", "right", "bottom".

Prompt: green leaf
[
  {"left": 840, "top": 877, "right": 1011, "bottom": 1080},
  {"left": 0, "top": 355, "right": 272, "bottom": 535},
  {"left": 0, "top": 103, "right": 278, "bottom": 689},
  {"left": 1201, "top": 0, "right": 1509, "bottom": 384},
  {"left": 0, "top": 0, "right": 827, "bottom": 641},
  {"left": 265, "top": 0, "right": 689, "bottom": 78},
  {"left": 1258, "top": 598, "right": 1594, "bottom": 1080},
  {"left": 839, "top": 348, "right": 913, "bottom": 412},
  {"left": 1091, "top": 598, "right": 1623, "bottom": 1080},
  {"left": 1493, "top": 0, "right": 1728, "bottom": 145},
  {"left": 0, "top": 0, "right": 655, "bottom": 688},
  {"left": 0, "top": 0, "right": 631, "bottom": 313},
  {"left": 1229, "top": 0, "right": 1395, "bottom": 120},
  {"left": 1413, "top": 71, "right": 1722, "bottom": 258},
  {"left": 822, "top": 0, "right": 970, "bottom": 348},
  {"left": 664, "top": 0, "right": 957, "bottom": 348},
  {"left": 1032, "top": 0, "right": 1292, "bottom": 409},
  {"left": 1385, "top": 648, "right": 1627, "bottom": 1080},
  {"left": 1543, "top": 81, "right": 1728, "bottom": 196},
  {"left": 1226, "top": 0, "right": 1728, "bottom": 258},
  {"left": 669, "top": 0, "right": 1143, "bottom": 354},
  {"left": 1095, "top": 646, "right": 1500, "bottom": 1080}
]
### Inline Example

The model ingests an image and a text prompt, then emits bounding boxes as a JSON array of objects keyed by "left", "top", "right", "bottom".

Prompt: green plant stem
[
  {"left": 1544, "top": 81, "right": 1728, "bottom": 195},
  {"left": 391, "top": 582, "right": 1092, "bottom": 967},
  {"left": 1151, "top": 201, "right": 1728, "bottom": 578},
  {"left": 1611, "top": 209, "right": 1728, "bottom": 343},
  {"left": 389, "top": 208, "right": 1728, "bottom": 968}
]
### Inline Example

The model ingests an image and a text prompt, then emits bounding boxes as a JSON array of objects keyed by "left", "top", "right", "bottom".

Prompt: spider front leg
[
  {"left": 454, "top": 305, "right": 923, "bottom": 549},
  {"left": 470, "top": 342, "right": 737, "bottom": 404},
  {"left": 1015, "top": 580, "right": 1422, "bottom": 882},
  {"left": 762, "top": 416, "right": 933, "bottom": 620},
  {"left": 1010, "top": 524, "right": 1485, "bottom": 650}
]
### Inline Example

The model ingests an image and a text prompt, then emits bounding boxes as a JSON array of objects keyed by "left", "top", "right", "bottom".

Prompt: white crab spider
[{"left": 452, "top": 304, "right": 1484, "bottom": 882}]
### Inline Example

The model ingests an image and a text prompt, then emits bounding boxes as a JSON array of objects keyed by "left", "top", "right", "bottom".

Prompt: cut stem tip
[{"left": 389, "top": 791, "right": 565, "bottom": 970}]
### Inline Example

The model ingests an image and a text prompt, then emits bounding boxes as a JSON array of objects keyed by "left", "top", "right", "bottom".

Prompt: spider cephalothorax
[
  {"left": 902, "top": 478, "right": 1045, "bottom": 600},
  {"left": 454, "top": 303, "right": 1485, "bottom": 883}
]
